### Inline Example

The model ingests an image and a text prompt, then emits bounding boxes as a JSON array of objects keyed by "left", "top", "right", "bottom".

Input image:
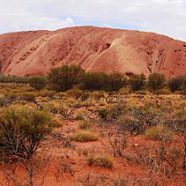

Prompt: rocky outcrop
[{"left": 0, "top": 26, "right": 186, "bottom": 78}]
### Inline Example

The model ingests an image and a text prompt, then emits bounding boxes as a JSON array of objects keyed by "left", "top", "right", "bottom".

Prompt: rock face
[{"left": 0, "top": 26, "right": 186, "bottom": 77}]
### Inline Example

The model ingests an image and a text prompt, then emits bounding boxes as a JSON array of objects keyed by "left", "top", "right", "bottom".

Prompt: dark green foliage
[
  {"left": 183, "top": 78, "right": 186, "bottom": 94},
  {"left": 0, "top": 75, "right": 30, "bottom": 83},
  {"left": 29, "top": 76, "right": 47, "bottom": 90},
  {"left": 107, "top": 103, "right": 126, "bottom": 121},
  {"left": 107, "top": 73, "right": 127, "bottom": 91},
  {"left": 48, "top": 65, "right": 85, "bottom": 91},
  {"left": 81, "top": 72, "right": 108, "bottom": 91},
  {"left": 66, "top": 89, "right": 83, "bottom": 100},
  {"left": 0, "top": 107, "right": 51, "bottom": 162},
  {"left": 81, "top": 72, "right": 126, "bottom": 91},
  {"left": 97, "top": 108, "right": 109, "bottom": 120},
  {"left": 168, "top": 76, "right": 184, "bottom": 92},
  {"left": 87, "top": 156, "right": 113, "bottom": 168},
  {"left": 129, "top": 73, "right": 146, "bottom": 91},
  {"left": 0, "top": 97, "right": 14, "bottom": 107},
  {"left": 148, "top": 73, "right": 165, "bottom": 92},
  {"left": 165, "top": 109, "right": 186, "bottom": 133},
  {"left": 119, "top": 103, "right": 164, "bottom": 135},
  {"left": 119, "top": 118, "right": 143, "bottom": 136}
]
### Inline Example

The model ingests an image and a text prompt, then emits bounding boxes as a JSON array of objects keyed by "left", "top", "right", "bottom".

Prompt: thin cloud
[{"left": 0, "top": 0, "right": 185, "bottom": 40}]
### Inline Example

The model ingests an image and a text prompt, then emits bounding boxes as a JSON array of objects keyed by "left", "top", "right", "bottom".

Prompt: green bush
[
  {"left": 129, "top": 73, "right": 146, "bottom": 91},
  {"left": 81, "top": 72, "right": 126, "bottom": 91},
  {"left": 97, "top": 108, "right": 109, "bottom": 120},
  {"left": 75, "top": 111, "right": 85, "bottom": 120},
  {"left": 0, "top": 75, "right": 30, "bottom": 84},
  {"left": 21, "top": 92, "right": 37, "bottom": 102},
  {"left": 107, "top": 103, "right": 126, "bottom": 121},
  {"left": 50, "top": 119, "right": 63, "bottom": 128},
  {"left": 0, "top": 97, "right": 14, "bottom": 107},
  {"left": 135, "top": 90, "right": 149, "bottom": 95},
  {"left": 165, "top": 108, "right": 186, "bottom": 133},
  {"left": 48, "top": 65, "right": 85, "bottom": 91},
  {"left": 80, "top": 92, "right": 90, "bottom": 101},
  {"left": 157, "top": 88, "right": 171, "bottom": 95},
  {"left": 78, "top": 120, "right": 93, "bottom": 130},
  {"left": 70, "top": 131, "right": 98, "bottom": 142},
  {"left": 168, "top": 76, "right": 184, "bottom": 92},
  {"left": 148, "top": 73, "right": 165, "bottom": 93},
  {"left": 87, "top": 155, "right": 113, "bottom": 169},
  {"left": 145, "top": 125, "right": 172, "bottom": 141},
  {"left": 81, "top": 72, "right": 108, "bottom": 91},
  {"left": 125, "top": 103, "right": 165, "bottom": 135},
  {"left": 29, "top": 76, "right": 47, "bottom": 90},
  {"left": 38, "top": 90, "right": 56, "bottom": 97},
  {"left": 0, "top": 107, "right": 51, "bottom": 161},
  {"left": 119, "top": 87, "right": 131, "bottom": 95},
  {"left": 107, "top": 73, "right": 127, "bottom": 91},
  {"left": 118, "top": 117, "right": 143, "bottom": 135},
  {"left": 90, "top": 91, "right": 105, "bottom": 100},
  {"left": 66, "top": 89, "right": 83, "bottom": 100},
  {"left": 183, "top": 78, "right": 186, "bottom": 94}
]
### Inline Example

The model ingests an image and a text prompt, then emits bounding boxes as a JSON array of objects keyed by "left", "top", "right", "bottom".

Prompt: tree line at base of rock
[{"left": 0, "top": 65, "right": 186, "bottom": 93}]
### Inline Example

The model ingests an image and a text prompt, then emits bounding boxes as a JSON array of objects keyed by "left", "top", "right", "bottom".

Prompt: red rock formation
[{"left": 0, "top": 26, "right": 186, "bottom": 77}]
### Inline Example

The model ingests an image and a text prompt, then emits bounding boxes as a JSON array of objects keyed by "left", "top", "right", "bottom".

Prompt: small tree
[
  {"left": 107, "top": 73, "right": 127, "bottom": 91},
  {"left": 168, "top": 76, "right": 184, "bottom": 92},
  {"left": 81, "top": 72, "right": 108, "bottom": 91},
  {"left": 129, "top": 73, "right": 146, "bottom": 91},
  {"left": 48, "top": 65, "right": 85, "bottom": 91},
  {"left": 148, "top": 73, "right": 165, "bottom": 93},
  {"left": 29, "top": 76, "right": 47, "bottom": 90},
  {"left": 0, "top": 107, "right": 51, "bottom": 162}
]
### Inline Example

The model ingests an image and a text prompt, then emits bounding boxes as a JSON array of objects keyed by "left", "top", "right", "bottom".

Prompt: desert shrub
[
  {"left": 75, "top": 111, "right": 85, "bottom": 120},
  {"left": 78, "top": 120, "right": 93, "bottom": 130},
  {"left": 145, "top": 125, "right": 172, "bottom": 141},
  {"left": 125, "top": 103, "right": 165, "bottom": 135},
  {"left": 135, "top": 90, "right": 149, "bottom": 95},
  {"left": 97, "top": 108, "right": 109, "bottom": 120},
  {"left": 108, "top": 130, "right": 127, "bottom": 157},
  {"left": 48, "top": 65, "right": 85, "bottom": 91},
  {"left": 118, "top": 117, "right": 143, "bottom": 135},
  {"left": 165, "top": 108, "right": 186, "bottom": 133},
  {"left": 80, "top": 92, "right": 90, "bottom": 101},
  {"left": 148, "top": 73, "right": 165, "bottom": 93},
  {"left": 81, "top": 72, "right": 126, "bottom": 91},
  {"left": 0, "top": 75, "right": 30, "bottom": 84},
  {"left": 107, "top": 73, "right": 127, "bottom": 91},
  {"left": 29, "top": 76, "right": 47, "bottom": 90},
  {"left": 50, "top": 119, "right": 63, "bottom": 128},
  {"left": 129, "top": 73, "right": 146, "bottom": 91},
  {"left": 119, "top": 87, "right": 131, "bottom": 95},
  {"left": 21, "top": 92, "right": 37, "bottom": 102},
  {"left": 70, "top": 131, "right": 98, "bottom": 142},
  {"left": 5, "top": 92, "right": 20, "bottom": 100},
  {"left": 38, "top": 90, "right": 56, "bottom": 97},
  {"left": 157, "top": 88, "right": 171, "bottom": 95},
  {"left": 107, "top": 103, "right": 126, "bottom": 121},
  {"left": 81, "top": 72, "right": 108, "bottom": 91},
  {"left": 87, "top": 155, "right": 113, "bottom": 169},
  {"left": 56, "top": 101, "right": 77, "bottom": 120},
  {"left": 183, "top": 78, "right": 186, "bottom": 94},
  {"left": 0, "top": 107, "right": 51, "bottom": 161},
  {"left": 66, "top": 89, "right": 83, "bottom": 100},
  {"left": 168, "top": 76, "right": 184, "bottom": 92},
  {"left": 90, "top": 91, "right": 105, "bottom": 100},
  {"left": 0, "top": 97, "right": 14, "bottom": 107}
]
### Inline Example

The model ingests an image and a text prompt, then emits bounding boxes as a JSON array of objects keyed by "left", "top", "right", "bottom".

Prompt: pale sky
[{"left": 0, "top": 0, "right": 186, "bottom": 41}]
